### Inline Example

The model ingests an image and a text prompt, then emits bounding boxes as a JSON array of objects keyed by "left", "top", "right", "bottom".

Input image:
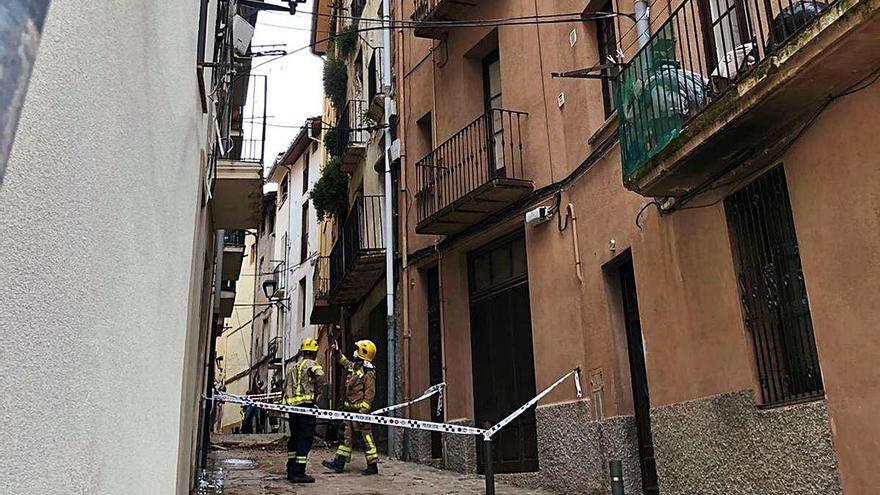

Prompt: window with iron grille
[
  {"left": 724, "top": 166, "right": 823, "bottom": 406},
  {"left": 595, "top": 1, "right": 618, "bottom": 118}
]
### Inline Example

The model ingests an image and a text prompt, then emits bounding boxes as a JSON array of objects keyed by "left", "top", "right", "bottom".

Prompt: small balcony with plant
[
  {"left": 328, "top": 195, "right": 386, "bottom": 304},
  {"left": 327, "top": 99, "right": 371, "bottom": 172},
  {"left": 415, "top": 108, "right": 532, "bottom": 235},
  {"left": 411, "top": 0, "right": 478, "bottom": 39},
  {"left": 617, "top": 0, "right": 880, "bottom": 197}
]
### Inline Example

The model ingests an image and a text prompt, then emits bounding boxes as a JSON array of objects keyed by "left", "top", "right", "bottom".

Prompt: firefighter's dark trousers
[
  {"left": 336, "top": 419, "right": 378, "bottom": 465},
  {"left": 287, "top": 411, "right": 317, "bottom": 472}
]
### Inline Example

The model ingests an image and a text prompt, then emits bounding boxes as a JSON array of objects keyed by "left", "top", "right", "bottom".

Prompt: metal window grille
[{"left": 725, "top": 166, "right": 823, "bottom": 406}]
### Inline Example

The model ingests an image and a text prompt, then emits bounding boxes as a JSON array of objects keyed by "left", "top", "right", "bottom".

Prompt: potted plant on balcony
[
  {"left": 323, "top": 125, "right": 339, "bottom": 158},
  {"left": 310, "top": 157, "right": 349, "bottom": 220},
  {"left": 323, "top": 56, "right": 348, "bottom": 112},
  {"left": 336, "top": 24, "right": 358, "bottom": 58}
]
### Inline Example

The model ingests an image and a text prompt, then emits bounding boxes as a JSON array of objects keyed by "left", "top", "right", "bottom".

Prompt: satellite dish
[{"left": 232, "top": 14, "right": 255, "bottom": 56}]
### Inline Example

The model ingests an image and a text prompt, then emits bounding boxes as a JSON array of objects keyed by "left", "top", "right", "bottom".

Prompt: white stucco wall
[{"left": 0, "top": 1, "right": 210, "bottom": 493}]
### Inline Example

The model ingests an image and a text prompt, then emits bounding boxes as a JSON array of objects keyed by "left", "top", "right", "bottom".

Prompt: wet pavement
[{"left": 208, "top": 435, "right": 548, "bottom": 494}]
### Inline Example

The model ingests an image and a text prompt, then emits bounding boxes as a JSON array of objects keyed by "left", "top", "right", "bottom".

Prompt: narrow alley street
[{"left": 208, "top": 435, "right": 548, "bottom": 495}]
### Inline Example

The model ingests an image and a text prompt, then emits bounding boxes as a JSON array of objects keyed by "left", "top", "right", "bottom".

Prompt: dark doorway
[
  {"left": 426, "top": 266, "right": 444, "bottom": 458},
  {"left": 468, "top": 231, "right": 538, "bottom": 474},
  {"left": 367, "top": 301, "right": 389, "bottom": 453},
  {"left": 618, "top": 256, "right": 659, "bottom": 495}
]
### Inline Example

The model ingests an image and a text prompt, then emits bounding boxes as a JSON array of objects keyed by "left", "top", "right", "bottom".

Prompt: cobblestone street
[{"left": 208, "top": 435, "right": 547, "bottom": 495}]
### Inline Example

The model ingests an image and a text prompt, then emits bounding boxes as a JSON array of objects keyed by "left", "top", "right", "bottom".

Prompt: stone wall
[
  {"left": 411, "top": 393, "right": 841, "bottom": 495},
  {"left": 651, "top": 390, "right": 841, "bottom": 495},
  {"left": 500, "top": 400, "right": 643, "bottom": 495}
]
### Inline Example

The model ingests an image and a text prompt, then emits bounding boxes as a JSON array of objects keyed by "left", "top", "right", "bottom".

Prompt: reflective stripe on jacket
[{"left": 283, "top": 357, "right": 325, "bottom": 405}]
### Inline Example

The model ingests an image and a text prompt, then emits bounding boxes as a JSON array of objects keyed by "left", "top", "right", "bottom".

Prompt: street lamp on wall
[{"left": 262, "top": 278, "right": 278, "bottom": 299}]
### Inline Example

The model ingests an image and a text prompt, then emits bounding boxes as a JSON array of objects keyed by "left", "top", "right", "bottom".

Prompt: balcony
[
  {"left": 415, "top": 108, "right": 532, "bottom": 235},
  {"left": 328, "top": 195, "right": 386, "bottom": 304},
  {"left": 618, "top": 0, "right": 880, "bottom": 197},
  {"left": 335, "top": 99, "right": 370, "bottom": 172},
  {"left": 310, "top": 256, "right": 342, "bottom": 324},
  {"left": 411, "top": 0, "right": 478, "bottom": 39},
  {"left": 219, "top": 280, "right": 236, "bottom": 318},
  {"left": 213, "top": 74, "right": 266, "bottom": 228},
  {"left": 268, "top": 336, "right": 282, "bottom": 370},
  {"left": 221, "top": 230, "right": 247, "bottom": 280}
]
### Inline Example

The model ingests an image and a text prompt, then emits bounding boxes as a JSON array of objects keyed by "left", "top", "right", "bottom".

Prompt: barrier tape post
[
  {"left": 484, "top": 436, "right": 495, "bottom": 495},
  {"left": 610, "top": 459, "right": 624, "bottom": 495}
]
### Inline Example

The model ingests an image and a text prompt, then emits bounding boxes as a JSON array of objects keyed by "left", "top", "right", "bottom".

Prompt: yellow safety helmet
[
  {"left": 300, "top": 338, "right": 319, "bottom": 353},
  {"left": 354, "top": 340, "right": 377, "bottom": 362}
]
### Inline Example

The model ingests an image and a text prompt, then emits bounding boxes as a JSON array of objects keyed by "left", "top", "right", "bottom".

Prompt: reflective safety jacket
[
  {"left": 283, "top": 357, "right": 325, "bottom": 406},
  {"left": 339, "top": 354, "right": 375, "bottom": 412}
]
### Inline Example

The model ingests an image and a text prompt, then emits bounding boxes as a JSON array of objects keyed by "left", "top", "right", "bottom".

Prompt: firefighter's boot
[
  {"left": 322, "top": 456, "right": 346, "bottom": 473},
  {"left": 361, "top": 463, "right": 379, "bottom": 476},
  {"left": 290, "top": 463, "right": 316, "bottom": 483}
]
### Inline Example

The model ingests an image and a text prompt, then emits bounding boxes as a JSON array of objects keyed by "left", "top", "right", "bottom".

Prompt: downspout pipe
[
  {"left": 0, "top": 0, "right": 51, "bottom": 185},
  {"left": 633, "top": 0, "right": 651, "bottom": 49},
  {"left": 380, "top": 0, "right": 398, "bottom": 457}
]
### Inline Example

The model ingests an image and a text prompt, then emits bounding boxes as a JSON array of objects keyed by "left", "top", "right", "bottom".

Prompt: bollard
[
  {"left": 483, "top": 437, "right": 495, "bottom": 495},
  {"left": 609, "top": 459, "right": 624, "bottom": 495}
]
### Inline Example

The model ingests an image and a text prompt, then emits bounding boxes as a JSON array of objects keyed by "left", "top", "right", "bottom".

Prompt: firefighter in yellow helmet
[
  {"left": 322, "top": 339, "right": 379, "bottom": 476},
  {"left": 282, "top": 338, "right": 325, "bottom": 483}
]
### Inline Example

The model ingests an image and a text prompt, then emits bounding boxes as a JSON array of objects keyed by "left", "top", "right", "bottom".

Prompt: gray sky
[{"left": 249, "top": 2, "right": 324, "bottom": 171}]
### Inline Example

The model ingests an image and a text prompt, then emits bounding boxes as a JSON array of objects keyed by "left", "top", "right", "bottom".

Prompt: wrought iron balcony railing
[
  {"left": 329, "top": 195, "right": 385, "bottom": 296},
  {"left": 411, "top": 0, "right": 475, "bottom": 38},
  {"left": 412, "top": 0, "right": 442, "bottom": 21},
  {"left": 313, "top": 256, "right": 332, "bottom": 300},
  {"left": 415, "top": 108, "right": 527, "bottom": 225},
  {"left": 334, "top": 99, "right": 370, "bottom": 164},
  {"left": 617, "top": 0, "right": 835, "bottom": 179},
  {"left": 223, "top": 229, "right": 247, "bottom": 247},
  {"left": 227, "top": 74, "right": 267, "bottom": 164}
]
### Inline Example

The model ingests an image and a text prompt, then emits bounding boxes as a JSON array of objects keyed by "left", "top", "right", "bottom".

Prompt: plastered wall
[{"left": 0, "top": 1, "right": 211, "bottom": 493}]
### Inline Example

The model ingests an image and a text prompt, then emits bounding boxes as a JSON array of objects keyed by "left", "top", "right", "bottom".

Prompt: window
[
  {"left": 300, "top": 202, "right": 310, "bottom": 263},
  {"left": 299, "top": 278, "right": 307, "bottom": 327},
  {"left": 368, "top": 49, "right": 380, "bottom": 104},
  {"left": 265, "top": 208, "right": 275, "bottom": 235},
  {"left": 417, "top": 111, "right": 433, "bottom": 155},
  {"left": 482, "top": 51, "right": 505, "bottom": 172},
  {"left": 725, "top": 166, "right": 823, "bottom": 406},
  {"left": 279, "top": 173, "right": 289, "bottom": 204},
  {"left": 595, "top": 1, "right": 618, "bottom": 117},
  {"left": 302, "top": 151, "right": 310, "bottom": 194}
]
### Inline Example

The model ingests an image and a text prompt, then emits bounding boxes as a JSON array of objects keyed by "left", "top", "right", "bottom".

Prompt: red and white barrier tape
[
  {"left": 215, "top": 392, "right": 487, "bottom": 436},
  {"left": 371, "top": 382, "right": 445, "bottom": 416},
  {"left": 482, "top": 368, "right": 581, "bottom": 440},
  {"left": 213, "top": 368, "right": 581, "bottom": 440}
]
